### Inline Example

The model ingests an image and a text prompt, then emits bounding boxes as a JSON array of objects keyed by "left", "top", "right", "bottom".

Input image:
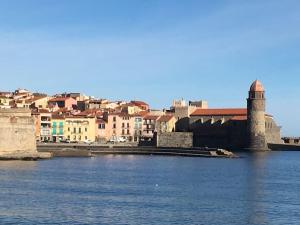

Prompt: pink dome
[{"left": 250, "top": 80, "right": 264, "bottom": 92}]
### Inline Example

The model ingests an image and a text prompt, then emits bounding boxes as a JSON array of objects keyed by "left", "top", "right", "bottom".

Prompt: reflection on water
[
  {"left": 0, "top": 160, "right": 37, "bottom": 170},
  {"left": 0, "top": 153, "right": 300, "bottom": 225},
  {"left": 247, "top": 152, "right": 269, "bottom": 225}
]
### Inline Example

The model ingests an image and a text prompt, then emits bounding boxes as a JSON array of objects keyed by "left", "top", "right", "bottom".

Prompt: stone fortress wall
[
  {"left": 0, "top": 108, "right": 50, "bottom": 159},
  {"left": 156, "top": 132, "right": 193, "bottom": 148}
]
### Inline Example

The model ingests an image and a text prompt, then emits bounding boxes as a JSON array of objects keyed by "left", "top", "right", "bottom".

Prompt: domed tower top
[
  {"left": 248, "top": 80, "right": 265, "bottom": 99},
  {"left": 250, "top": 80, "right": 264, "bottom": 92}
]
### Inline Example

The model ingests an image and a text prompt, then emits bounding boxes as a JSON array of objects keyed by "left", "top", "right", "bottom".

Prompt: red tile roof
[
  {"left": 108, "top": 112, "right": 131, "bottom": 117},
  {"left": 48, "top": 97, "right": 70, "bottom": 102},
  {"left": 65, "top": 115, "right": 95, "bottom": 119},
  {"left": 157, "top": 115, "right": 174, "bottom": 122},
  {"left": 38, "top": 109, "right": 50, "bottom": 113},
  {"left": 121, "top": 103, "right": 136, "bottom": 107},
  {"left": 144, "top": 115, "right": 159, "bottom": 120},
  {"left": 191, "top": 108, "right": 247, "bottom": 116},
  {"left": 131, "top": 101, "right": 149, "bottom": 106},
  {"left": 132, "top": 111, "right": 149, "bottom": 117},
  {"left": 231, "top": 115, "right": 247, "bottom": 121}
]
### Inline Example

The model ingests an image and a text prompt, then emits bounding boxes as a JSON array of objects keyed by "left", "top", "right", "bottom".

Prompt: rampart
[{"left": 0, "top": 108, "right": 51, "bottom": 159}]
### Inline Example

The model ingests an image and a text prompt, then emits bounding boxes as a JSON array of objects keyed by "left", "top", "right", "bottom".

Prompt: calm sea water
[{"left": 0, "top": 152, "right": 300, "bottom": 225}]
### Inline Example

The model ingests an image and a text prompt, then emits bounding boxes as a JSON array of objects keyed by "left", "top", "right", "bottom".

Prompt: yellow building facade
[
  {"left": 64, "top": 116, "right": 96, "bottom": 142},
  {"left": 156, "top": 115, "right": 176, "bottom": 133}
]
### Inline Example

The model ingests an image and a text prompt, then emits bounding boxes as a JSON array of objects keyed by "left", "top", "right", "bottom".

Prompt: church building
[{"left": 186, "top": 80, "right": 281, "bottom": 150}]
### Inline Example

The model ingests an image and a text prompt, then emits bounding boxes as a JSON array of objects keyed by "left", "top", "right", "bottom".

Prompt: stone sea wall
[{"left": 156, "top": 132, "right": 193, "bottom": 148}]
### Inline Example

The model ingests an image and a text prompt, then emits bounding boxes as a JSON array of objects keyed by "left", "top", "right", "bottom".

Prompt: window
[
  {"left": 68, "top": 127, "right": 70, "bottom": 132},
  {"left": 113, "top": 116, "right": 116, "bottom": 122},
  {"left": 113, "top": 124, "right": 116, "bottom": 129},
  {"left": 122, "top": 129, "right": 125, "bottom": 135},
  {"left": 79, "top": 128, "right": 81, "bottom": 133},
  {"left": 85, "top": 127, "right": 87, "bottom": 132},
  {"left": 127, "top": 123, "right": 129, "bottom": 128},
  {"left": 73, "top": 128, "right": 76, "bottom": 133},
  {"left": 127, "top": 130, "right": 130, "bottom": 135},
  {"left": 122, "top": 123, "right": 125, "bottom": 128},
  {"left": 98, "top": 124, "right": 105, "bottom": 129},
  {"left": 85, "top": 136, "right": 88, "bottom": 140}
]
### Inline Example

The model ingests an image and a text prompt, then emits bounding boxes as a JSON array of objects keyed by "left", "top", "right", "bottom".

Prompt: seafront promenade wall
[
  {"left": 0, "top": 108, "right": 48, "bottom": 159},
  {"left": 156, "top": 132, "right": 193, "bottom": 148}
]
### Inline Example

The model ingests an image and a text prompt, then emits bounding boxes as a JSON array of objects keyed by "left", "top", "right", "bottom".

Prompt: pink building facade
[
  {"left": 48, "top": 97, "right": 77, "bottom": 110},
  {"left": 107, "top": 113, "right": 135, "bottom": 141}
]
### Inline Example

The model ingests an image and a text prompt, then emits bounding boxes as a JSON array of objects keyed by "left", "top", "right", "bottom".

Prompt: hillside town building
[{"left": 0, "top": 80, "right": 283, "bottom": 150}]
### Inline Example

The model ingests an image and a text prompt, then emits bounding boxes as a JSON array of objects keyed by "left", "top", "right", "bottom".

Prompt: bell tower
[{"left": 247, "top": 80, "right": 269, "bottom": 151}]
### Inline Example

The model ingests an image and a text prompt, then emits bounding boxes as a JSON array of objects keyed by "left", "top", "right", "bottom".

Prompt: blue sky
[{"left": 0, "top": 0, "right": 299, "bottom": 135}]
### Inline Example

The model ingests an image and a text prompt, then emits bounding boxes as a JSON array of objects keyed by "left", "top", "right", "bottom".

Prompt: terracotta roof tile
[
  {"left": 38, "top": 109, "right": 50, "bottom": 113},
  {"left": 231, "top": 115, "right": 247, "bottom": 121},
  {"left": 48, "top": 97, "right": 71, "bottom": 102},
  {"left": 131, "top": 101, "right": 149, "bottom": 106},
  {"left": 191, "top": 108, "right": 247, "bottom": 116},
  {"left": 109, "top": 112, "right": 131, "bottom": 117},
  {"left": 157, "top": 115, "right": 174, "bottom": 122},
  {"left": 144, "top": 115, "right": 159, "bottom": 120},
  {"left": 131, "top": 111, "right": 149, "bottom": 117}
]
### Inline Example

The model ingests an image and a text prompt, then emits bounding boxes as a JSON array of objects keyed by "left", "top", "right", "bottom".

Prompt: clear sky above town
[{"left": 0, "top": 0, "right": 299, "bottom": 135}]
